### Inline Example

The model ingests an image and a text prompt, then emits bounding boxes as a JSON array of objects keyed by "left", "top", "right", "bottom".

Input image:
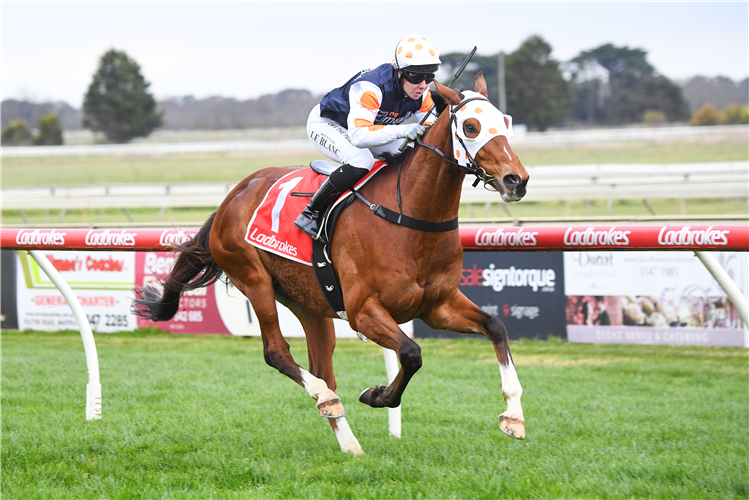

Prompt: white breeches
[{"left": 307, "top": 104, "right": 406, "bottom": 171}]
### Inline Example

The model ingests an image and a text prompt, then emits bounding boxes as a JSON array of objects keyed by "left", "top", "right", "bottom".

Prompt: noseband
[{"left": 416, "top": 95, "right": 506, "bottom": 196}]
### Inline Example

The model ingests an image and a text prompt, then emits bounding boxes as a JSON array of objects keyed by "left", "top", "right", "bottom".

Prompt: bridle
[
  {"left": 350, "top": 93, "right": 510, "bottom": 233},
  {"left": 416, "top": 94, "right": 506, "bottom": 196}
]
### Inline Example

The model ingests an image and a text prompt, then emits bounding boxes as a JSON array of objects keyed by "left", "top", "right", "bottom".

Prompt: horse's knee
[{"left": 399, "top": 340, "right": 422, "bottom": 372}]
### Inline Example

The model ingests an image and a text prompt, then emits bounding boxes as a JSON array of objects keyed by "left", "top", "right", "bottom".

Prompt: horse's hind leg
[
  {"left": 227, "top": 271, "right": 344, "bottom": 419},
  {"left": 279, "top": 297, "right": 364, "bottom": 456},
  {"left": 423, "top": 290, "right": 526, "bottom": 440}
]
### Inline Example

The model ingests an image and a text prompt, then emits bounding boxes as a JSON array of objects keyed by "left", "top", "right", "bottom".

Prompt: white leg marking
[
  {"left": 498, "top": 361, "right": 524, "bottom": 420},
  {"left": 300, "top": 368, "right": 335, "bottom": 402},
  {"left": 331, "top": 417, "right": 365, "bottom": 456}
]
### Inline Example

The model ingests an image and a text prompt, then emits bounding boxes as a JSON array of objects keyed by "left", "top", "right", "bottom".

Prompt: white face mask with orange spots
[{"left": 452, "top": 91, "right": 515, "bottom": 168}]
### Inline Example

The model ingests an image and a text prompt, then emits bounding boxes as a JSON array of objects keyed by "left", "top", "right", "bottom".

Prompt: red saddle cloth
[{"left": 245, "top": 161, "right": 386, "bottom": 265}]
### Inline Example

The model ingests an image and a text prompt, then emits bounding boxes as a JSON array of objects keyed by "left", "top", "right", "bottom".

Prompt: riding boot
[
  {"left": 294, "top": 177, "right": 340, "bottom": 239},
  {"left": 294, "top": 163, "right": 369, "bottom": 240}
]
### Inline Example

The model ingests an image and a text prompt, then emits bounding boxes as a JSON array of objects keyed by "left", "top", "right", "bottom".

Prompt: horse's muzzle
[{"left": 501, "top": 174, "right": 529, "bottom": 202}]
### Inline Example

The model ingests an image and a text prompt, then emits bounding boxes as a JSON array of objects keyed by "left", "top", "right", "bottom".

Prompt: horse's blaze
[
  {"left": 499, "top": 415, "right": 526, "bottom": 439},
  {"left": 317, "top": 398, "right": 345, "bottom": 419}
]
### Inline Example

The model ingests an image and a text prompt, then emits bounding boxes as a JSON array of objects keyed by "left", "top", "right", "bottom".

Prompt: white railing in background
[{"left": 3, "top": 162, "right": 746, "bottom": 223}]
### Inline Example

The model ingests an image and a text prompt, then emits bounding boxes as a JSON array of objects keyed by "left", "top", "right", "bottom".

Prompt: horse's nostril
[{"left": 503, "top": 174, "right": 522, "bottom": 188}]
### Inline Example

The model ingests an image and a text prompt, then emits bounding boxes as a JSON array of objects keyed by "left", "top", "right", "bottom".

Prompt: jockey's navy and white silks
[{"left": 307, "top": 63, "right": 436, "bottom": 171}]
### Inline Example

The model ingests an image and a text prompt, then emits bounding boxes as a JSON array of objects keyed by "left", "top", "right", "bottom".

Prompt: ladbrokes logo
[
  {"left": 564, "top": 227, "right": 631, "bottom": 246},
  {"left": 658, "top": 226, "right": 729, "bottom": 246},
  {"left": 85, "top": 230, "right": 136, "bottom": 247},
  {"left": 247, "top": 227, "right": 298, "bottom": 256},
  {"left": 474, "top": 227, "right": 538, "bottom": 247},
  {"left": 461, "top": 264, "right": 556, "bottom": 292},
  {"left": 15, "top": 229, "right": 66, "bottom": 246},
  {"left": 159, "top": 230, "right": 193, "bottom": 247}
]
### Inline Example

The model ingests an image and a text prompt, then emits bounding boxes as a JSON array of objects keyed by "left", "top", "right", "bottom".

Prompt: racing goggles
[{"left": 402, "top": 70, "right": 435, "bottom": 85}]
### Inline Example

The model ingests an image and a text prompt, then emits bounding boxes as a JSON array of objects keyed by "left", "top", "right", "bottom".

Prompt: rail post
[{"left": 29, "top": 250, "right": 102, "bottom": 420}]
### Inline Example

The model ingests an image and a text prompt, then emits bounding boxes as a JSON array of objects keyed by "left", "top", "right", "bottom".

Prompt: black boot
[{"left": 294, "top": 177, "right": 340, "bottom": 239}]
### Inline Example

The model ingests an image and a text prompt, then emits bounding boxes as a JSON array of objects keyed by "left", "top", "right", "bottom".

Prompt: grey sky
[{"left": 2, "top": 2, "right": 748, "bottom": 107}]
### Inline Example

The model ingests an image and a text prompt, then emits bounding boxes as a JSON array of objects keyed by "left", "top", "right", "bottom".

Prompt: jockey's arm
[{"left": 346, "top": 82, "right": 424, "bottom": 148}]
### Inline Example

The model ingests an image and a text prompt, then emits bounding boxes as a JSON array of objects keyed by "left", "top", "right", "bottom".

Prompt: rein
[
  {"left": 351, "top": 158, "right": 459, "bottom": 233},
  {"left": 418, "top": 95, "right": 505, "bottom": 193},
  {"left": 350, "top": 94, "right": 507, "bottom": 233}
]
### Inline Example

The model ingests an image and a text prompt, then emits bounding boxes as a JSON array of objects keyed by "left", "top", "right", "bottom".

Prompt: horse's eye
[{"left": 465, "top": 124, "right": 476, "bottom": 133}]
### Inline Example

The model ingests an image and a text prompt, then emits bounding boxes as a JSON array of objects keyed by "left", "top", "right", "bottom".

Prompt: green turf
[
  {"left": 513, "top": 140, "right": 748, "bottom": 166},
  {"left": 2, "top": 330, "right": 747, "bottom": 499}
]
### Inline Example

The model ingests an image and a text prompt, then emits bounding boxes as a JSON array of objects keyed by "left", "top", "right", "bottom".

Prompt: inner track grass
[
  {"left": 2, "top": 140, "right": 747, "bottom": 188},
  {"left": 2, "top": 330, "right": 747, "bottom": 499}
]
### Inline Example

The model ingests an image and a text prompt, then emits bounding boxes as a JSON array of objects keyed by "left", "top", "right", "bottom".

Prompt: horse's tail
[{"left": 132, "top": 212, "right": 223, "bottom": 322}]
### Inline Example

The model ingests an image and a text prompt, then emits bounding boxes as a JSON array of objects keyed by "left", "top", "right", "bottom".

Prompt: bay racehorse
[{"left": 133, "top": 74, "right": 530, "bottom": 455}]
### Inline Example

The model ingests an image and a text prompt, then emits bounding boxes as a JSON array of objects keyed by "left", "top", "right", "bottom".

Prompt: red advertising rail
[{"left": 1, "top": 225, "right": 748, "bottom": 251}]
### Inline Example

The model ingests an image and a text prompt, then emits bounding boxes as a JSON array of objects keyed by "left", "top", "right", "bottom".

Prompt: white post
[
  {"left": 497, "top": 52, "right": 506, "bottom": 113},
  {"left": 29, "top": 250, "right": 102, "bottom": 419},
  {"left": 695, "top": 251, "right": 749, "bottom": 345},
  {"left": 382, "top": 347, "right": 401, "bottom": 438}
]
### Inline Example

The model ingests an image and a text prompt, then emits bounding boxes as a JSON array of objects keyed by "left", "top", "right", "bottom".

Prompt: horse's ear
[
  {"left": 474, "top": 72, "right": 488, "bottom": 98},
  {"left": 504, "top": 116, "right": 510, "bottom": 128},
  {"left": 434, "top": 80, "right": 462, "bottom": 106}
]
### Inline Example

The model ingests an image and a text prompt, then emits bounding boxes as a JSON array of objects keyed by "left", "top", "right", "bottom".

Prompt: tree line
[{"left": 3, "top": 39, "right": 748, "bottom": 144}]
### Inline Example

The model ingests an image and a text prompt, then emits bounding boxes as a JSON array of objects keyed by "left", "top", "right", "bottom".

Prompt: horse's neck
[{"left": 397, "top": 133, "right": 465, "bottom": 223}]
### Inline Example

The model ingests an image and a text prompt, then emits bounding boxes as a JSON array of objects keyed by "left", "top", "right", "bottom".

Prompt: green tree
[
  {"left": 614, "top": 76, "right": 691, "bottom": 124},
  {"left": 568, "top": 44, "right": 689, "bottom": 125},
  {"left": 82, "top": 49, "right": 162, "bottom": 143},
  {"left": 1, "top": 120, "right": 33, "bottom": 146},
  {"left": 721, "top": 104, "right": 749, "bottom": 124},
  {"left": 33, "top": 114, "right": 63, "bottom": 145},
  {"left": 503, "top": 36, "right": 572, "bottom": 131}
]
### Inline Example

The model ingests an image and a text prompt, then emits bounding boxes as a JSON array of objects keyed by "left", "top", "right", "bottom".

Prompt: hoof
[
  {"left": 342, "top": 444, "right": 366, "bottom": 457},
  {"left": 317, "top": 398, "right": 345, "bottom": 419},
  {"left": 359, "top": 385, "right": 388, "bottom": 408},
  {"left": 499, "top": 415, "right": 526, "bottom": 439}
]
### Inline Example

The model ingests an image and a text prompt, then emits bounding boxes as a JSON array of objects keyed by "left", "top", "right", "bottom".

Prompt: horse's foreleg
[
  {"left": 423, "top": 291, "right": 525, "bottom": 439},
  {"left": 281, "top": 298, "right": 364, "bottom": 456},
  {"left": 351, "top": 300, "right": 422, "bottom": 409}
]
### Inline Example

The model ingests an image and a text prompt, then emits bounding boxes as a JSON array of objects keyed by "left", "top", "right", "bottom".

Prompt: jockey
[{"left": 295, "top": 34, "right": 441, "bottom": 239}]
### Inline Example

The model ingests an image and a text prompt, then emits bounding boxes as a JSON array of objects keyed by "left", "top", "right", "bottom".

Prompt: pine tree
[{"left": 82, "top": 49, "right": 162, "bottom": 143}]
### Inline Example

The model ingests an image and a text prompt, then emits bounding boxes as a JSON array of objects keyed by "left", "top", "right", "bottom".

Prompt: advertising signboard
[
  {"left": 414, "top": 252, "right": 567, "bottom": 339},
  {"left": 15, "top": 250, "right": 137, "bottom": 332},
  {"left": 564, "top": 251, "right": 746, "bottom": 347},
  {"left": 134, "top": 251, "right": 369, "bottom": 338}
]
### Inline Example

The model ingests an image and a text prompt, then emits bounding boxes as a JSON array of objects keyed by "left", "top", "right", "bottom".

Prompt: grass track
[
  {"left": 2, "top": 330, "right": 747, "bottom": 499},
  {"left": 2, "top": 141, "right": 747, "bottom": 188}
]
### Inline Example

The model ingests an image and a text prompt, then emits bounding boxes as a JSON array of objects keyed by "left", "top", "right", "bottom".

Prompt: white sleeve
[{"left": 346, "top": 81, "right": 406, "bottom": 148}]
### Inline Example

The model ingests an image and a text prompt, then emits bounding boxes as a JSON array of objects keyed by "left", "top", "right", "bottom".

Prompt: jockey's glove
[{"left": 400, "top": 123, "right": 426, "bottom": 141}]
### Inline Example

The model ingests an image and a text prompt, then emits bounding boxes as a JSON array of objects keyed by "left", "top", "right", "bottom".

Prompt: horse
[{"left": 133, "top": 73, "right": 530, "bottom": 456}]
